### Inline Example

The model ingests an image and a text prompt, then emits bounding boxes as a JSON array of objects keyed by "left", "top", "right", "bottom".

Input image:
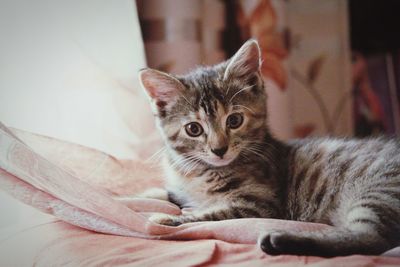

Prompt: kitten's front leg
[
  {"left": 149, "top": 204, "right": 262, "bottom": 226},
  {"left": 149, "top": 210, "right": 218, "bottom": 226}
]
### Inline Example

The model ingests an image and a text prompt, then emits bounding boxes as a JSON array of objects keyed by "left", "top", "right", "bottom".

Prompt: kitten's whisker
[
  {"left": 172, "top": 152, "right": 201, "bottom": 175},
  {"left": 241, "top": 149, "right": 258, "bottom": 162},
  {"left": 243, "top": 147, "right": 270, "bottom": 162},
  {"left": 250, "top": 140, "right": 279, "bottom": 153},
  {"left": 233, "top": 104, "right": 255, "bottom": 114},
  {"left": 249, "top": 145, "right": 273, "bottom": 160},
  {"left": 229, "top": 84, "right": 255, "bottom": 103},
  {"left": 179, "top": 156, "right": 196, "bottom": 172},
  {"left": 183, "top": 158, "right": 202, "bottom": 175},
  {"left": 239, "top": 151, "right": 252, "bottom": 162},
  {"left": 145, "top": 146, "right": 167, "bottom": 163},
  {"left": 183, "top": 160, "right": 200, "bottom": 175},
  {"left": 177, "top": 92, "right": 195, "bottom": 110},
  {"left": 248, "top": 145, "right": 269, "bottom": 156},
  {"left": 246, "top": 140, "right": 280, "bottom": 162},
  {"left": 170, "top": 155, "right": 191, "bottom": 170}
]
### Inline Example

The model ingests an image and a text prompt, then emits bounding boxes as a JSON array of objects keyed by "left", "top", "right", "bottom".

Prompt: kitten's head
[{"left": 139, "top": 40, "right": 268, "bottom": 168}]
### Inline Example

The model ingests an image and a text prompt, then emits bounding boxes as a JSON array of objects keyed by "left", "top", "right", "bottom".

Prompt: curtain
[{"left": 237, "top": 0, "right": 353, "bottom": 138}]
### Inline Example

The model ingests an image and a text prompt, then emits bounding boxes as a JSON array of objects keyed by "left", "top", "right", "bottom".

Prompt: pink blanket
[{"left": 1, "top": 122, "right": 400, "bottom": 266}]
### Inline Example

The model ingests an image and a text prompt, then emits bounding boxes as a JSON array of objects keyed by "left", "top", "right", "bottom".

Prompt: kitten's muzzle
[{"left": 211, "top": 146, "right": 228, "bottom": 158}]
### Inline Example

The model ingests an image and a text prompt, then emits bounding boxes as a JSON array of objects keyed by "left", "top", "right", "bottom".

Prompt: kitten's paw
[
  {"left": 149, "top": 213, "right": 182, "bottom": 226},
  {"left": 259, "top": 231, "right": 315, "bottom": 256},
  {"left": 259, "top": 231, "right": 287, "bottom": 255}
]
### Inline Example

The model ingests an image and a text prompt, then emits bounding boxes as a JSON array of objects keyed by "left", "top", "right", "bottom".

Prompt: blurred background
[
  {"left": 1, "top": 0, "right": 400, "bottom": 159},
  {"left": 137, "top": 0, "right": 400, "bottom": 140},
  {"left": 0, "top": 0, "right": 400, "bottom": 230}
]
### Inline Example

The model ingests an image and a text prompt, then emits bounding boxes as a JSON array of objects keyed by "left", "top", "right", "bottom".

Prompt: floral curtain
[{"left": 237, "top": 0, "right": 353, "bottom": 138}]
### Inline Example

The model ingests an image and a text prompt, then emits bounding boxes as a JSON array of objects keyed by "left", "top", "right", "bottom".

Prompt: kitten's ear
[
  {"left": 139, "top": 69, "right": 184, "bottom": 113},
  {"left": 224, "top": 39, "right": 261, "bottom": 80}
]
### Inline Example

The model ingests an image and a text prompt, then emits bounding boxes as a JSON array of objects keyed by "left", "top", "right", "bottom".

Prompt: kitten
[{"left": 138, "top": 40, "right": 400, "bottom": 257}]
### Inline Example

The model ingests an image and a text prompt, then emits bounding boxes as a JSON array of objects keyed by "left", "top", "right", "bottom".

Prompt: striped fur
[{"left": 139, "top": 40, "right": 400, "bottom": 257}]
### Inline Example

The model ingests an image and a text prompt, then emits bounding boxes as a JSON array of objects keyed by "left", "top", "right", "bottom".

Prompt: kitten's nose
[{"left": 211, "top": 146, "right": 228, "bottom": 158}]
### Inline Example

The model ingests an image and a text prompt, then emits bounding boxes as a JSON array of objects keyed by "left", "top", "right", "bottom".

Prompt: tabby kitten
[{"left": 138, "top": 40, "right": 400, "bottom": 257}]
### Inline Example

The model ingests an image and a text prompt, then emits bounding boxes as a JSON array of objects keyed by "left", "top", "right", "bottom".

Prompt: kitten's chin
[{"left": 204, "top": 157, "right": 235, "bottom": 167}]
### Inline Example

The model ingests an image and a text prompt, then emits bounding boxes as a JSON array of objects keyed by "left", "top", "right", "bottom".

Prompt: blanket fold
[{"left": 0, "top": 122, "right": 183, "bottom": 236}]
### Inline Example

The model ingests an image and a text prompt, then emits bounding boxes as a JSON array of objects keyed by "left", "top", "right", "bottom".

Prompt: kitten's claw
[{"left": 149, "top": 213, "right": 182, "bottom": 226}]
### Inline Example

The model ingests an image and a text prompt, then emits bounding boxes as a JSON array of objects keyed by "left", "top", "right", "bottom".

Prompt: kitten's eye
[
  {"left": 185, "top": 122, "right": 204, "bottom": 137},
  {"left": 226, "top": 113, "right": 244, "bottom": 129}
]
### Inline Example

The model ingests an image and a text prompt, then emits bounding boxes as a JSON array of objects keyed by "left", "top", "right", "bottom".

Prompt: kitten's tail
[{"left": 259, "top": 227, "right": 394, "bottom": 257}]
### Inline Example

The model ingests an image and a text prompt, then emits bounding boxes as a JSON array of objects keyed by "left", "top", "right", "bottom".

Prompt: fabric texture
[{"left": 1, "top": 123, "right": 400, "bottom": 266}]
